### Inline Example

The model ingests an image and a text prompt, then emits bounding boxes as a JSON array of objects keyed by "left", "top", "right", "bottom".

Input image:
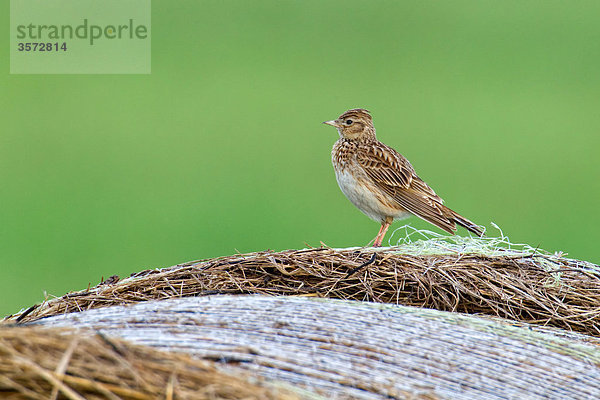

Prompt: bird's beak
[{"left": 323, "top": 120, "right": 339, "bottom": 127}]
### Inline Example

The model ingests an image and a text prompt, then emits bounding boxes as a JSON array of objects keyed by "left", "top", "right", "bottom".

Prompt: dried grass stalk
[
  {"left": 4, "top": 240, "right": 600, "bottom": 336},
  {"left": 0, "top": 326, "right": 304, "bottom": 400}
]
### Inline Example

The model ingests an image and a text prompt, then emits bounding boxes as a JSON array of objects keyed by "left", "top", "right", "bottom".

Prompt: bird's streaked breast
[{"left": 332, "top": 139, "right": 409, "bottom": 222}]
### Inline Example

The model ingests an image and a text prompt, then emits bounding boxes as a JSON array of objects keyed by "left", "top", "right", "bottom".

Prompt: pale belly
[{"left": 335, "top": 168, "right": 411, "bottom": 223}]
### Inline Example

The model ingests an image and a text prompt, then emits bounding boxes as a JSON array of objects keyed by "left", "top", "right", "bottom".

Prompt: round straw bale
[
  {"left": 6, "top": 246, "right": 600, "bottom": 337},
  {"left": 27, "top": 295, "right": 600, "bottom": 400}
]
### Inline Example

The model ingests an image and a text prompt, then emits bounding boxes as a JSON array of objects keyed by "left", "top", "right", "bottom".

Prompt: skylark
[{"left": 324, "top": 108, "right": 483, "bottom": 247}]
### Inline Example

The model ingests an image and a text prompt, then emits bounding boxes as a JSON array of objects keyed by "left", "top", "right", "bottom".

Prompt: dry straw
[
  {"left": 0, "top": 326, "right": 303, "bottom": 400},
  {"left": 5, "top": 225, "right": 600, "bottom": 337}
]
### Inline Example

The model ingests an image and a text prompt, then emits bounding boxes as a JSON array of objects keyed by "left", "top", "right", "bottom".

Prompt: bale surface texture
[{"left": 29, "top": 295, "right": 600, "bottom": 400}]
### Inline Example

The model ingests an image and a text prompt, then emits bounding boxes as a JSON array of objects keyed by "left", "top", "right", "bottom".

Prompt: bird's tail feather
[
  {"left": 442, "top": 206, "right": 484, "bottom": 237},
  {"left": 452, "top": 212, "right": 484, "bottom": 237}
]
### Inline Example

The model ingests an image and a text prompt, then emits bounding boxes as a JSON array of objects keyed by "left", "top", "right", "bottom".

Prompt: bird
[{"left": 323, "top": 108, "right": 483, "bottom": 247}]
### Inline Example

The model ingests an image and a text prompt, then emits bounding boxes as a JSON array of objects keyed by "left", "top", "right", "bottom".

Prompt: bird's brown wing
[
  {"left": 356, "top": 142, "right": 460, "bottom": 234},
  {"left": 355, "top": 142, "right": 415, "bottom": 188}
]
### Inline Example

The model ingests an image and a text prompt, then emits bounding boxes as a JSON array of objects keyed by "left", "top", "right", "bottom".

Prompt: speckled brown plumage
[{"left": 324, "top": 108, "right": 483, "bottom": 246}]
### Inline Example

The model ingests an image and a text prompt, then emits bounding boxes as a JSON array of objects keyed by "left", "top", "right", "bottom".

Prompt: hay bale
[
  {"left": 25, "top": 295, "right": 600, "bottom": 400},
  {"left": 5, "top": 243, "right": 600, "bottom": 337},
  {"left": 0, "top": 324, "right": 307, "bottom": 400}
]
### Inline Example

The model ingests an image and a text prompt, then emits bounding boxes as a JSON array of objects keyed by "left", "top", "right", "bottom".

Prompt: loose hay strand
[
  {"left": 4, "top": 227, "right": 600, "bottom": 337},
  {"left": 0, "top": 327, "right": 303, "bottom": 400}
]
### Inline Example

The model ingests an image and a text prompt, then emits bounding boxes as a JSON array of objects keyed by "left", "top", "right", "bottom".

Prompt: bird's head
[{"left": 323, "top": 108, "right": 376, "bottom": 140}]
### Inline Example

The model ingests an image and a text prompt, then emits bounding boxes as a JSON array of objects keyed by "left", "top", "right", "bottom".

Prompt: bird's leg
[
  {"left": 372, "top": 223, "right": 386, "bottom": 247},
  {"left": 373, "top": 217, "right": 392, "bottom": 247}
]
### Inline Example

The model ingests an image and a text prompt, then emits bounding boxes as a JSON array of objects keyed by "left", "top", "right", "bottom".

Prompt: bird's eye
[{"left": 345, "top": 120, "right": 353, "bottom": 125}]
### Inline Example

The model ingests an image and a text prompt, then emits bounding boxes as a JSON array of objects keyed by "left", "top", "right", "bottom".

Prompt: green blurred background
[{"left": 2, "top": 1, "right": 599, "bottom": 316}]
